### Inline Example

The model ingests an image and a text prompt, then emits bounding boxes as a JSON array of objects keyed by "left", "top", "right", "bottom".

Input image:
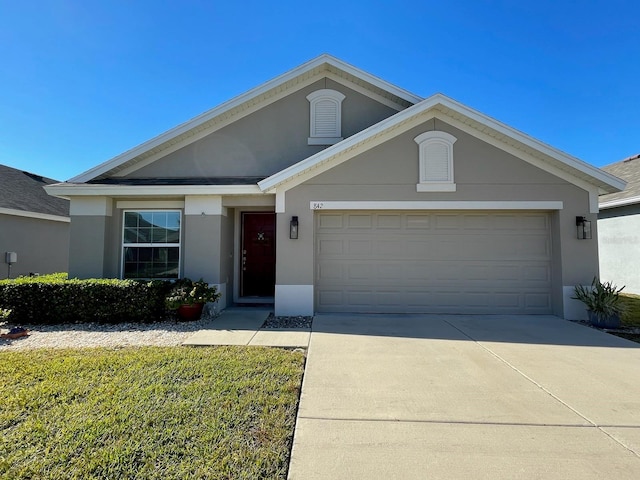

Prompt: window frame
[
  {"left": 121, "top": 209, "right": 182, "bottom": 280},
  {"left": 306, "top": 88, "right": 346, "bottom": 145},
  {"left": 414, "top": 130, "right": 458, "bottom": 192}
]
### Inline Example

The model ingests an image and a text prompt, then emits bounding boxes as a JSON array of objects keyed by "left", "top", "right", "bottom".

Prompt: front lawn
[{"left": 0, "top": 346, "right": 305, "bottom": 479}]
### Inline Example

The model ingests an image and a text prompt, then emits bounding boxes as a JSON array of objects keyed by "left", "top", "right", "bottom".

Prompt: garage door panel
[{"left": 315, "top": 211, "right": 553, "bottom": 314}]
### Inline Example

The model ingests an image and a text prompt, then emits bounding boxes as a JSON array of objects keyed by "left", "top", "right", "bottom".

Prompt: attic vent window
[
  {"left": 307, "top": 89, "right": 345, "bottom": 145},
  {"left": 414, "top": 131, "right": 457, "bottom": 192}
]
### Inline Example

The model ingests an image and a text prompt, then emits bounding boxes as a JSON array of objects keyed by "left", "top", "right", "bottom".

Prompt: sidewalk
[{"left": 182, "top": 307, "right": 310, "bottom": 348}]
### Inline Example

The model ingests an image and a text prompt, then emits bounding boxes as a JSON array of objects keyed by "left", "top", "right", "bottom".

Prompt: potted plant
[
  {"left": 572, "top": 277, "right": 625, "bottom": 328},
  {"left": 165, "top": 278, "right": 221, "bottom": 321}
]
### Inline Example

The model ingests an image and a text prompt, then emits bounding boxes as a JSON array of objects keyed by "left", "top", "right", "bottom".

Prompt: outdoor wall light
[
  {"left": 576, "top": 216, "right": 592, "bottom": 240},
  {"left": 290, "top": 216, "right": 299, "bottom": 239}
]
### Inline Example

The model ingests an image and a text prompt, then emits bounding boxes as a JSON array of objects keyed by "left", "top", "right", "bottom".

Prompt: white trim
[
  {"left": 307, "top": 89, "right": 345, "bottom": 142},
  {"left": 184, "top": 195, "right": 223, "bottom": 215},
  {"left": 415, "top": 130, "right": 457, "bottom": 187},
  {"left": 68, "top": 54, "right": 421, "bottom": 183},
  {"left": 599, "top": 195, "right": 640, "bottom": 210},
  {"left": 69, "top": 197, "right": 113, "bottom": 216},
  {"left": 309, "top": 201, "right": 564, "bottom": 211},
  {"left": 116, "top": 200, "right": 185, "bottom": 209},
  {"left": 416, "top": 183, "right": 457, "bottom": 192},
  {"left": 46, "top": 183, "right": 262, "bottom": 197},
  {"left": 275, "top": 284, "right": 314, "bottom": 316},
  {"left": 276, "top": 190, "right": 286, "bottom": 213},
  {"left": 0, "top": 207, "right": 70, "bottom": 223},
  {"left": 258, "top": 94, "right": 625, "bottom": 195},
  {"left": 324, "top": 71, "right": 407, "bottom": 111}
]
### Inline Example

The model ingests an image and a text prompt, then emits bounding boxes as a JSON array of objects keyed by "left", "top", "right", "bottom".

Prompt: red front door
[{"left": 241, "top": 212, "right": 276, "bottom": 297}]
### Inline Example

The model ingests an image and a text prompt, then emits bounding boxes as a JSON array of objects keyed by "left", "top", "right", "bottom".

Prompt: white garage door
[{"left": 315, "top": 211, "right": 553, "bottom": 314}]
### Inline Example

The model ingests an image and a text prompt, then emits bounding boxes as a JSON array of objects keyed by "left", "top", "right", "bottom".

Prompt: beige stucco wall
[
  {"left": 126, "top": 79, "right": 398, "bottom": 179},
  {"left": 277, "top": 119, "right": 599, "bottom": 317},
  {"left": 0, "top": 214, "right": 70, "bottom": 279},
  {"left": 68, "top": 215, "right": 111, "bottom": 279}
]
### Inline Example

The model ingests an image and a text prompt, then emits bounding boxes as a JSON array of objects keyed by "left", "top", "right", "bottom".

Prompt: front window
[{"left": 122, "top": 210, "right": 181, "bottom": 279}]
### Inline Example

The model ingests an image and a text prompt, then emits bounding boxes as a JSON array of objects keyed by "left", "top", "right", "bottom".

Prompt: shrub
[
  {"left": 165, "top": 278, "right": 221, "bottom": 310},
  {"left": 573, "top": 277, "right": 625, "bottom": 320},
  {"left": 0, "top": 274, "right": 173, "bottom": 324}
]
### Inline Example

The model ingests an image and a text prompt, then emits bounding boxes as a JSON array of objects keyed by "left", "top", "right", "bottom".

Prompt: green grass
[
  {"left": 619, "top": 293, "right": 640, "bottom": 327},
  {"left": 0, "top": 346, "right": 305, "bottom": 479}
]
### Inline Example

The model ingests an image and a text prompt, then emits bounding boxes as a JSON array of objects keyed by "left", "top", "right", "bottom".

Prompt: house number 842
[{"left": 312, "top": 202, "right": 324, "bottom": 210}]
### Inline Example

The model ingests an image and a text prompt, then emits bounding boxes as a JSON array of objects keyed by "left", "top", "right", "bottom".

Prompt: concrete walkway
[
  {"left": 182, "top": 307, "right": 310, "bottom": 348},
  {"left": 288, "top": 314, "right": 640, "bottom": 479}
]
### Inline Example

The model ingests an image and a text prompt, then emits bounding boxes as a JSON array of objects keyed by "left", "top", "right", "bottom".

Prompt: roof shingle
[{"left": 0, "top": 164, "right": 69, "bottom": 217}]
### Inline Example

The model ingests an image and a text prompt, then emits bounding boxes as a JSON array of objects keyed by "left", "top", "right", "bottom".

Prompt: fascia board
[
  {"left": 433, "top": 95, "right": 627, "bottom": 193},
  {"left": 69, "top": 54, "right": 422, "bottom": 183},
  {"left": 260, "top": 93, "right": 626, "bottom": 194},
  {"left": 44, "top": 183, "right": 263, "bottom": 197},
  {"left": 318, "top": 54, "right": 422, "bottom": 104}
]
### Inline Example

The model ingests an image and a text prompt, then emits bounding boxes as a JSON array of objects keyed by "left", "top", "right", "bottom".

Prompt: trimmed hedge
[{"left": 0, "top": 274, "right": 173, "bottom": 324}]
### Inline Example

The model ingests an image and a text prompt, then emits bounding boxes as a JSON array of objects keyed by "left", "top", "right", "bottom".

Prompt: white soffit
[
  {"left": 259, "top": 94, "right": 626, "bottom": 196},
  {"left": 68, "top": 54, "right": 422, "bottom": 183}
]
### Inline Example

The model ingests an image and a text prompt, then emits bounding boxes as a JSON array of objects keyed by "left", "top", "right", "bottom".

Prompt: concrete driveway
[{"left": 288, "top": 314, "right": 640, "bottom": 479}]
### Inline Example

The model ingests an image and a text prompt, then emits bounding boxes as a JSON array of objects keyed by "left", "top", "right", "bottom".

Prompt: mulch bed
[{"left": 262, "top": 313, "right": 313, "bottom": 329}]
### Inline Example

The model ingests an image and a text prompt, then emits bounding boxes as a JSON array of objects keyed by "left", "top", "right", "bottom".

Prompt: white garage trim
[{"left": 310, "top": 201, "right": 563, "bottom": 211}]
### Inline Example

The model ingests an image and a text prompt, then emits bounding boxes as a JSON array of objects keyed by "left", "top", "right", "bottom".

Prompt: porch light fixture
[
  {"left": 576, "top": 216, "right": 592, "bottom": 240},
  {"left": 290, "top": 216, "right": 299, "bottom": 239}
]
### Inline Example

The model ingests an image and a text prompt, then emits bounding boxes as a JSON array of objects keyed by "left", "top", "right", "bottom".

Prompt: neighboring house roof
[
  {"left": 68, "top": 54, "right": 422, "bottom": 184},
  {"left": 0, "top": 164, "right": 69, "bottom": 219},
  {"left": 599, "top": 154, "right": 640, "bottom": 209}
]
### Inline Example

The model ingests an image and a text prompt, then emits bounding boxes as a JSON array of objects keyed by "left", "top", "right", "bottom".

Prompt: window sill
[
  {"left": 308, "top": 137, "right": 343, "bottom": 145},
  {"left": 416, "top": 183, "right": 457, "bottom": 192}
]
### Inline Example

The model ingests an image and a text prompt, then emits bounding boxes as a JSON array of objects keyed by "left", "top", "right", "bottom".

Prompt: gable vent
[
  {"left": 307, "top": 88, "right": 346, "bottom": 145},
  {"left": 414, "top": 130, "right": 457, "bottom": 192},
  {"left": 422, "top": 142, "right": 450, "bottom": 182},
  {"left": 314, "top": 100, "right": 339, "bottom": 136}
]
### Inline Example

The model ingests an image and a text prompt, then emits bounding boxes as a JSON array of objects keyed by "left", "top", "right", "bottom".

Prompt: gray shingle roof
[
  {"left": 599, "top": 154, "right": 640, "bottom": 206},
  {"left": 0, "top": 164, "right": 69, "bottom": 217}
]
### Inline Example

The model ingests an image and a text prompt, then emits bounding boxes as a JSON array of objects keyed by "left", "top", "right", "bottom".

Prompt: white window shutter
[
  {"left": 307, "top": 89, "right": 345, "bottom": 145},
  {"left": 414, "top": 131, "right": 457, "bottom": 191},
  {"left": 313, "top": 99, "right": 339, "bottom": 137},
  {"left": 423, "top": 142, "right": 450, "bottom": 182}
]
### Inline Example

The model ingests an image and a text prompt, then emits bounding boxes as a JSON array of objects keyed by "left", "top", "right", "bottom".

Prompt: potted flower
[
  {"left": 165, "top": 278, "right": 221, "bottom": 321},
  {"left": 572, "top": 277, "right": 625, "bottom": 328}
]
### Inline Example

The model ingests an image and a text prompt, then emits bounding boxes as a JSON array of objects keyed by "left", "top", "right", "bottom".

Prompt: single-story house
[
  {"left": 1, "top": 164, "right": 70, "bottom": 279},
  {"left": 598, "top": 153, "right": 640, "bottom": 293},
  {"left": 45, "top": 54, "right": 625, "bottom": 319}
]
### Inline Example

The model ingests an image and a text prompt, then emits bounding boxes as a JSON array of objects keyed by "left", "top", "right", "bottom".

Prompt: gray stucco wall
[
  {"left": 126, "top": 79, "right": 398, "bottom": 179},
  {"left": 0, "top": 214, "right": 69, "bottom": 279},
  {"left": 68, "top": 215, "right": 112, "bottom": 279},
  {"left": 277, "top": 119, "right": 598, "bottom": 317},
  {"left": 598, "top": 204, "right": 640, "bottom": 294}
]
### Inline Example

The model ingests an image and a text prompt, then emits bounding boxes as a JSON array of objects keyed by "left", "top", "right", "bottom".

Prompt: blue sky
[{"left": 1, "top": 0, "right": 637, "bottom": 181}]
